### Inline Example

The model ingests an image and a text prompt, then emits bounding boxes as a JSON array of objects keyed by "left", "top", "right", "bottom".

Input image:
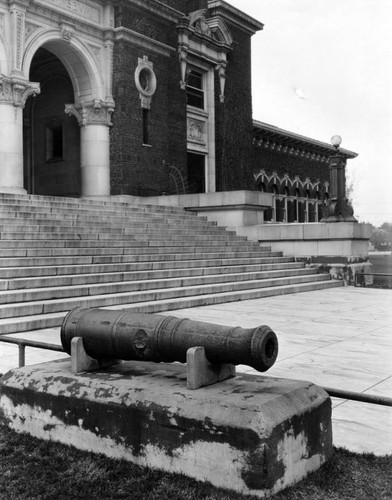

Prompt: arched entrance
[
  {"left": 24, "top": 48, "right": 81, "bottom": 196},
  {"left": 0, "top": 3, "right": 114, "bottom": 197}
]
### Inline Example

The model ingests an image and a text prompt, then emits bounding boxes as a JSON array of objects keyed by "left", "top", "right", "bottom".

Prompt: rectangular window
[
  {"left": 186, "top": 70, "right": 204, "bottom": 109},
  {"left": 46, "top": 125, "right": 63, "bottom": 161}
]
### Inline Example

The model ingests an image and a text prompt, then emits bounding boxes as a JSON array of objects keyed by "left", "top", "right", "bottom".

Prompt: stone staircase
[{"left": 0, "top": 194, "right": 342, "bottom": 334}]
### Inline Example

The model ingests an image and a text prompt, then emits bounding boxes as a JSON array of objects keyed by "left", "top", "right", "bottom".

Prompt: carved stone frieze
[
  {"left": 35, "top": 0, "right": 101, "bottom": 25},
  {"left": 65, "top": 100, "right": 114, "bottom": 127},
  {"left": 0, "top": 75, "right": 40, "bottom": 107}
]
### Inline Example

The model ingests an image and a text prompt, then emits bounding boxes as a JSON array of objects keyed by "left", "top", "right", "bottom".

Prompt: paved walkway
[{"left": 0, "top": 287, "right": 391, "bottom": 455}]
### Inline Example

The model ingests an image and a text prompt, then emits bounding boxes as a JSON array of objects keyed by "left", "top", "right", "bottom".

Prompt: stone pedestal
[{"left": 0, "top": 359, "right": 332, "bottom": 498}]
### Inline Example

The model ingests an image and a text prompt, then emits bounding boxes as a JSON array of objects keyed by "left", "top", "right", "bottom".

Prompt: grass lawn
[{"left": 0, "top": 417, "right": 391, "bottom": 500}]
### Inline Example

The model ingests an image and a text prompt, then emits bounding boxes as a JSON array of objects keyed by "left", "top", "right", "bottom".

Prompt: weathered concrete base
[{"left": 0, "top": 360, "right": 332, "bottom": 498}]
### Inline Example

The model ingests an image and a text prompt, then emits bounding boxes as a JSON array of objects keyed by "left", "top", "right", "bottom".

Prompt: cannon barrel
[{"left": 60, "top": 307, "right": 278, "bottom": 372}]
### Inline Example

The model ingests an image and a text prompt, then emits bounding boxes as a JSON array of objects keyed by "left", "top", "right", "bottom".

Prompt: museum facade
[{"left": 0, "top": 0, "right": 356, "bottom": 217}]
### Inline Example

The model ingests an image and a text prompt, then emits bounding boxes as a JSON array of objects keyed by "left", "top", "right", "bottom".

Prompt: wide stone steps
[
  {"left": 0, "top": 194, "right": 343, "bottom": 335},
  {"left": 0, "top": 273, "right": 331, "bottom": 319},
  {"left": 0, "top": 268, "right": 320, "bottom": 305},
  {"left": 1, "top": 262, "right": 305, "bottom": 290},
  {"left": 0, "top": 280, "right": 340, "bottom": 335},
  {"left": 0, "top": 256, "right": 296, "bottom": 279},
  {"left": 0, "top": 250, "right": 285, "bottom": 268}
]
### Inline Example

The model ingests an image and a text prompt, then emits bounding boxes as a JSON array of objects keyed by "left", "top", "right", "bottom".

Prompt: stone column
[
  {"left": 0, "top": 76, "right": 40, "bottom": 193},
  {"left": 65, "top": 100, "right": 114, "bottom": 197},
  {"left": 321, "top": 151, "right": 357, "bottom": 223}
]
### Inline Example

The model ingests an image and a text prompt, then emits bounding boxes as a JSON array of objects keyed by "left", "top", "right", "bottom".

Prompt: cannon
[{"left": 61, "top": 307, "right": 278, "bottom": 372}]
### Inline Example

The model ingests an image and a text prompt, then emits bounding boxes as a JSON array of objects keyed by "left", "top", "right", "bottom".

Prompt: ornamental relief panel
[
  {"left": 187, "top": 117, "right": 206, "bottom": 146},
  {"left": 25, "top": 22, "right": 42, "bottom": 41}
]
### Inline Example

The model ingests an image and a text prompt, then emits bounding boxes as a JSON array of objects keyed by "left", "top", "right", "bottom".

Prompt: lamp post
[{"left": 321, "top": 135, "right": 357, "bottom": 223}]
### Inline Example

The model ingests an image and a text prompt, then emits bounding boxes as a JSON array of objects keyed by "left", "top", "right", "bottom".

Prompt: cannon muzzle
[{"left": 61, "top": 307, "right": 278, "bottom": 372}]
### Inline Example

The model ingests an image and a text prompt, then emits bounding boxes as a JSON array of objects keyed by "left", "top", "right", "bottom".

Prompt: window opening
[
  {"left": 186, "top": 70, "right": 204, "bottom": 109},
  {"left": 143, "top": 108, "right": 150, "bottom": 145},
  {"left": 46, "top": 125, "right": 63, "bottom": 161}
]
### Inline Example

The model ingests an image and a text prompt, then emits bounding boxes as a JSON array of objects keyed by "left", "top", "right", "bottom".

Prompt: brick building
[{"left": 0, "top": 0, "right": 356, "bottom": 207}]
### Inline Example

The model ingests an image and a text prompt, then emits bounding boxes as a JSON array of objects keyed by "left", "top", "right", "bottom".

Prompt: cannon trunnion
[{"left": 60, "top": 307, "right": 278, "bottom": 372}]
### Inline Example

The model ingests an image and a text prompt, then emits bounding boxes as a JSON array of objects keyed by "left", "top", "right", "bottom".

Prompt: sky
[{"left": 228, "top": 0, "right": 392, "bottom": 227}]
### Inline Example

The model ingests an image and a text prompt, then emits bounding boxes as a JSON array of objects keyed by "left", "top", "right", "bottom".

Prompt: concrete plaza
[{"left": 0, "top": 287, "right": 391, "bottom": 456}]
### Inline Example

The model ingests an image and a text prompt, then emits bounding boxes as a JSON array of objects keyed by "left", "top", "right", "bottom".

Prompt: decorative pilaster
[
  {"left": 104, "top": 32, "right": 115, "bottom": 103},
  {"left": 9, "top": 1, "right": 30, "bottom": 73}
]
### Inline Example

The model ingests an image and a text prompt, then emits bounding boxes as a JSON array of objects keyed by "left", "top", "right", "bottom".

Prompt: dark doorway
[
  {"left": 187, "top": 152, "right": 205, "bottom": 193},
  {"left": 24, "top": 48, "right": 80, "bottom": 196}
]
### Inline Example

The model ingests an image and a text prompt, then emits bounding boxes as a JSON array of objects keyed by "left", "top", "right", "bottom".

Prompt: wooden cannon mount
[{"left": 60, "top": 307, "right": 279, "bottom": 389}]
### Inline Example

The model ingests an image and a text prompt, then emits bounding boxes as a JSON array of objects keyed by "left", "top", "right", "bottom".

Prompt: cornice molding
[
  {"left": 253, "top": 120, "right": 357, "bottom": 160},
  {"left": 114, "top": 26, "right": 175, "bottom": 57},
  {"left": 207, "top": 0, "right": 264, "bottom": 34}
]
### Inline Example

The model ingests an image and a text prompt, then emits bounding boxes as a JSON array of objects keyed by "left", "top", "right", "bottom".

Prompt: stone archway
[
  {"left": 0, "top": 1, "right": 115, "bottom": 197},
  {"left": 22, "top": 35, "right": 114, "bottom": 197},
  {"left": 24, "top": 48, "right": 81, "bottom": 196}
]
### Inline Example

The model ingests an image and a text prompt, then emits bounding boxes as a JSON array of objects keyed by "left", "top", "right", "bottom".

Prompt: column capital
[
  {"left": 0, "top": 75, "right": 40, "bottom": 107},
  {"left": 65, "top": 100, "right": 115, "bottom": 127}
]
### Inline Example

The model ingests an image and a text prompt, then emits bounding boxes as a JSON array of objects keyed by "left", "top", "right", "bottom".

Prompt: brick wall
[
  {"left": 111, "top": 4, "right": 187, "bottom": 196},
  {"left": 214, "top": 24, "right": 254, "bottom": 192}
]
